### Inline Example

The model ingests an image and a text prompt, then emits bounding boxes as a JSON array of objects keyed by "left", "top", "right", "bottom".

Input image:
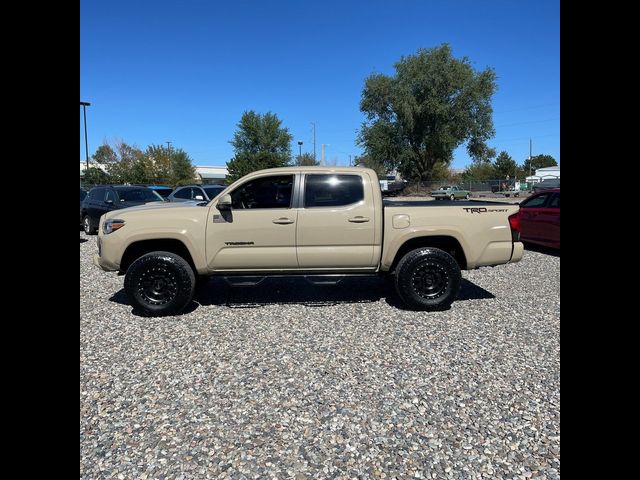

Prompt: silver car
[{"left": 167, "top": 185, "right": 226, "bottom": 203}]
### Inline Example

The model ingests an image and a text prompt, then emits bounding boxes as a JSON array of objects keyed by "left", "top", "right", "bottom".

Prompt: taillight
[{"left": 508, "top": 213, "right": 520, "bottom": 242}]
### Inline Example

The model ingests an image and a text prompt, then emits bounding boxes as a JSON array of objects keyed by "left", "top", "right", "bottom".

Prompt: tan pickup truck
[{"left": 93, "top": 167, "right": 524, "bottom": 316}]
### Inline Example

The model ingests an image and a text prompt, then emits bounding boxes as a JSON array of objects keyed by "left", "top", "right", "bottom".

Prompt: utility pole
[
  {"left": 297, "top": 141, "right": 303, "bottom": 164},
  {"left": 80, "top": 101, "right": 91, "bottom": 171},
  {"left": 349, "top": 154, "right": 352, "bottom": 166},
  {"left": 321, "top": 144, "right": 326, "bottom": 166},
  {"left": 166, "top": 141, "right": 172, "bottom": 154},
  {"left": 529, "top": 138, "right": 532, "bottom": 176},
  {"left": 311, "top": 122, "right": 316, "bottom": 161}
]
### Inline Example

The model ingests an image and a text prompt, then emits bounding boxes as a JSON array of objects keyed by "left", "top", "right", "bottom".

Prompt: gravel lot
[{"left": 80, "top": 233, "right": 559, "bottom": 480}]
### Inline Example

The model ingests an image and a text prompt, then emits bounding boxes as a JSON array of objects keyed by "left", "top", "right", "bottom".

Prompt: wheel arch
[
  {"left": 388, "top": 235, "right": 468, "bottom": 272},
  {"left": 120, "top": 239, "right": 197, "bottom": 274}
]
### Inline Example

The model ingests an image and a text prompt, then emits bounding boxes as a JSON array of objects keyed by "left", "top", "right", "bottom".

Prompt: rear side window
[
  {"left": 304, "top": 174, "right": 364, "bottom": 208},
  {"left": 549, "top": 193, "right": 560, "bottom": 208},
  {"left": 88, "top": 187, "right": 105, "bottom": 200},
  {"left": 105, "top": 189, "right": 117, "bottom": 203}
]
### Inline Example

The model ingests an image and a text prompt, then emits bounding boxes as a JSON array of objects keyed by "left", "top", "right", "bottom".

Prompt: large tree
[
  {"left": 494, "top": 151, "right": 518, "bottom": 178},
  {"left": 523, "top": 154, "right": 558, "bottom": 175},
  {"left": 296, "top": 152, "right": 319, "bottom": 166},
  {"left": 170, "top": 149, "right": 197, "bottom": 185},
  {"left": 358, "top": 44, "right": 497, "bottom": 181},
  {"left": 353, "top": 154, "right": 387, "bottom": 177},
  {"left": 226, "top": 111, "right": 293, "bottom": 182}
]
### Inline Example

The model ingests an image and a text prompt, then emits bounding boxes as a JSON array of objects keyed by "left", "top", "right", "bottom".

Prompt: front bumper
[{"left": 93, "top": 253, "right": 119, "bottom": 272}]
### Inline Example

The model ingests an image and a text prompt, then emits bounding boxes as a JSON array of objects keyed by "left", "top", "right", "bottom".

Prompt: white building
[
  {"left": 526, "top": 166, "right": 560, "bottom": 183},
  {"left": 195, "top": 166, "right": 228, "bottom": 184}
]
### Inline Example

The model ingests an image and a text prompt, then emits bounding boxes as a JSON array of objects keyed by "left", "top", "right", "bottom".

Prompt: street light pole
[
  {"left": 80, "top": 101, "right": 91, "bottom": 171},
  {"left": 297, "top": 141, "right": 303, "bottom": 162}
]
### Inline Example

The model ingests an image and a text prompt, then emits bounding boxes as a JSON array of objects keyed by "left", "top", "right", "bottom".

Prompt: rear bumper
[{"left": 510, "top": 242, "right": 524, "bottom": 263}]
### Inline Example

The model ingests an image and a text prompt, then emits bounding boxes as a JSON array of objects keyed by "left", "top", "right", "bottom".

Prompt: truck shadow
[
  {"left": 523, "top": 242, "right": 560, "bottom": 257},
  {"left": 109, "top": 277, "right": 495, "bottom": 315}
]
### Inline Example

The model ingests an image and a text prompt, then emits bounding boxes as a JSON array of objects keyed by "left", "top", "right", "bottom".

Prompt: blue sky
[{"left": 80, "top": 0, "right": 559, "bottom": 169}]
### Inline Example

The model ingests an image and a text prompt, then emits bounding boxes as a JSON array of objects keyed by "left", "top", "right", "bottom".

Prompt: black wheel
[
  {"left": 83, "top": 215, "right": 97, "bottom": 235},
  {"left": 124, "top": 251, "right": 196, "bottom": 316},
  {"left": 394, "top": 247, "right": 461, "bottom": 311},
  {"left": 450, "top": 194, "right": 455, "bottom": 201},
  {"left": 465, "top": 193, "right": 470, "bottom": 200}
]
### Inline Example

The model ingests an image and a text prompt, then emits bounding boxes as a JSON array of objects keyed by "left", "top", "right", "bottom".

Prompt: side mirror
[
  {"left": 217, "top": 194, "right": 232, "bottom": 211},
  {"left": 194, "top": 195, "right": 204, "bottom": 200},
  {"left": 105, "top": 199, "right": 113, "bottom": 205}
]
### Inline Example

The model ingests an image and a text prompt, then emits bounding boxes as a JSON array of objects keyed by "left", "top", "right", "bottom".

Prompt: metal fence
[{"left": 402, "top": 178, "right": 540, "bottom": 196}]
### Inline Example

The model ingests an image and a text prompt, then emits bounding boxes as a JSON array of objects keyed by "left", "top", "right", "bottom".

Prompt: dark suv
[
  {"left": 167, "top": 184, "right": 226, "bottom": 203},
  {"left": 81, "top": 185, "right": 165, "bottom": 234}
]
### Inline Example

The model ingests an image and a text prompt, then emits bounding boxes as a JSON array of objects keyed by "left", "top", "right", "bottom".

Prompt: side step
[
  {"left": 221, "top": 276, "right": 266, "bottom": 287},
  {"left": 219, "top": 273, "right": 378, "bottom": 287}
]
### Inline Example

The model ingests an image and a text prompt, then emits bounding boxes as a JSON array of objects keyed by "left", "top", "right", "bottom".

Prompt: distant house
[
  {"left": 80, "top": 161, "right": 108, "bottom": 176},
  {"left": 526, "top": 166, "right": 560, "bottom": 183}
]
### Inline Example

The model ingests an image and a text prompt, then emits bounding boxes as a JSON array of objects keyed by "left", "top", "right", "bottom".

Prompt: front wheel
[
  {"left": 465, "top": 193, "right": 470, "bottom": 200},
  {"left": 124, "top": 251, "right": 196, "bottom": 316},
  {"left": 394, "top": 247, "right": 461, "bottom": 311},
  {"left": 83, "top": 215, "right": 97, "bottom": 235},
  {"left": 450, "top": 194, "right": 455, "bottom": 201}
]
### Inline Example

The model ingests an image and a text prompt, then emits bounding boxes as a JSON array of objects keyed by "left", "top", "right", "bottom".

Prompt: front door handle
[
  {"left": 348, "top": 216, "right": 370, "bottom": 223},
  {"left": 273, "top": 218, "right": 294, "bottom": 224}
]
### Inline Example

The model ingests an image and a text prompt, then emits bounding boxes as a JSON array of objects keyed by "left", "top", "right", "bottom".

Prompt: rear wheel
[
  {"left": 83, "top": 215, "right": 97, "bottom": 235},
  {"left": 465, "top": 193, "right": 470, "bottom": 199},
  {"left": 124, "top": 251, "right": 196, "bottom": 316},
  {"left": 450, "top": 194, "right": 455, "bottom": 201},
  {"left": 394, "top": 247, "right": 461, "bottom": 311}
]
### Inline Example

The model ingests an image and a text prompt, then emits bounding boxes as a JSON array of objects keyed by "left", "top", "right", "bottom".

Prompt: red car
[{"left": 517, "top": 188, "right": 560, "bottom": 249}]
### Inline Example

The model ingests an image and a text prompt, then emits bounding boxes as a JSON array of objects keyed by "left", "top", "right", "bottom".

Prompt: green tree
[
  {"left": 523, "top": 154, "right": 558, "bottom": 175},
  {"left": 358, "top": 44, "right": 497, "bottom": 182},
  {"left": 92, "top": 144, "right": 118, "bottom": 164},
  {"left": 461, "top": 162, "right": 496, "bottom": 181},
  {"left": 296, "top": 152, "right": 319, "bottom": 166},
  {"left": 353, "top": 154, "right": 387, "bottom": 177},
  {"left": 226, "top": 111, "right": 293, "bottom": 182},
  {"left": 431, "top": 162, "right": 452, "bottom": 181},
  {"left": 494, "top": 151, "right": 518, "bottom": 178},
  {"left": 83, "top": 166, "right": 110, "bottom": 185},
  {"left": 170, "top": 149, "right": 197, "bottom": 185},
  {"left": 145, "top": 144, "right": 173, "bottom": 184},
  {"left": 105, "top": 142, "right": 147, "bottom": 183}
]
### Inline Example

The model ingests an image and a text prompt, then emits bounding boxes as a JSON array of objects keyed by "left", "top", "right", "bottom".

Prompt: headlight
[{"left": 103, "top": 219, "right": 125, "bottom": 234}]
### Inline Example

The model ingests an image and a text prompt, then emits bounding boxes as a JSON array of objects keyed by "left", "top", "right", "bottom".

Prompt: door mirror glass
[
  {"left": 217, "top": 194, "right": 232, "bottom": 210},
  {"left": 194, "top": 195, "right": 204, "bottom": 200}
]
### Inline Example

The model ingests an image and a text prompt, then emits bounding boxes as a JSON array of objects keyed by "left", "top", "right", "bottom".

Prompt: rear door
[
  {"left": 296, "top": 173, "right": 376, "bottom": 269},
  {"left": 85, "top": 187, "right": 106, "bottom": 220},
  {"left": 538, "top": 192, "right": 560, "bottom": 246}
]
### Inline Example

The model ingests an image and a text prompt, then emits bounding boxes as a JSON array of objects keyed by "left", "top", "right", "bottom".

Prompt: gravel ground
[{"left": 80, "top": 233, "right": 559, "bottom": 480}]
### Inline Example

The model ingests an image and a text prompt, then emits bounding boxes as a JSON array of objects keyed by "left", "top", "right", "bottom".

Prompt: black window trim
[
  {"left": 227, "top": 173, "right": 298, "bottom": 210},
  {"left": 301, "top": 173, "right": 365, "bottom": 209},
  {"left": 521, "top": 192, "right": 553, "bottom": 209}
]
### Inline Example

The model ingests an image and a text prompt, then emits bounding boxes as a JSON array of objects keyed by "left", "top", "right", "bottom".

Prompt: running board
[{"left": 219, "top": 273, "right": 379, "bottom": 287}]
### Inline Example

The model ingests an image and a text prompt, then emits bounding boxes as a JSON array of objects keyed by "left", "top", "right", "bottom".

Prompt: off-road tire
[
  {"left": 124, "top": 251, "right": 196, "bottom": 316},
  {"left": 394, "top": 247, "right": 461, "bottom": 311}
]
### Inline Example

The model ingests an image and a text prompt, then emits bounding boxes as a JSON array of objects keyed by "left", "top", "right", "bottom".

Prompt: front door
[
  {"left": 519, "top": 192, "right": 553, "bottom": 243},
  {"left": 205, "top": 174, "right": 299, "bottom": 271}
]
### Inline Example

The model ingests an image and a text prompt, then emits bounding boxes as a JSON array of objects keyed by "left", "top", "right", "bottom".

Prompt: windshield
[
  {"left": 80, "top": 190, "right": 87, "bottom": 201},
  {"left": 154, "top": 188, "right": 172, "bottom": 198},
  {"left": 116, "top": 188, "right": 164, "bottom": 202},
  {"left": 204, "top": 186, "right": 225, "bottom": 198}
]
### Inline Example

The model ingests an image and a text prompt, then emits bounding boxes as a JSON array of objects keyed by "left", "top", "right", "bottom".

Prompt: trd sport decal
[
  {"left": 224, "top": 241, "right": 255, "bottom": 246},
  {"left": 463, "top": 207, "right": 509, "bottom": 213}
]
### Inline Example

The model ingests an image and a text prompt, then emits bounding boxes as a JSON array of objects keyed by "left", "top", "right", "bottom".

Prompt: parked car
[
  {"left": 430, "top": 185, "right": 471, "bottom": 200},
  {"left": 81, "top": 185, "right": 165, "bottom": 235},
  {"left": 517, "top": 188, "right": 560, "bottom": 249},
  {"left": 167, "top": 185, "right": 226, "bottom": 203},
  {"left": 532, "top": 178, "right": 560, "bottom": 193},
  {"left": 80, "top": 188, "right": 88, "bottom": 227}
]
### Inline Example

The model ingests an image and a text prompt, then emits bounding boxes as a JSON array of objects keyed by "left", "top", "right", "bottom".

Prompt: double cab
[{"left": 93, "top": 167, "right": 524, "bottom": 316}]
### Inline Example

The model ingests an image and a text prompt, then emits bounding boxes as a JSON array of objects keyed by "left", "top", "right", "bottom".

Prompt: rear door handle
[
  {"left": 348, "top": 216, "right": 370, "bottom": 223},
  {"left": 273, "top": 218, "right": 294, "bottom": 224}
]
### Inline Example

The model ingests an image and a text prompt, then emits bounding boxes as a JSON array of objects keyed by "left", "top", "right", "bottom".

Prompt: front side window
[
  {"left": 304, "top": 174, "right": 364, "bottom": 208},
  {"left": 231, "top": 175, "right": 294, "bottom": 209},
  {"left": 105, "top": 189, "right": 117, "bottom": 203},
  {"left": 173, "top": 187, "right": 192, "bottom": 199},
  {"left": 116, "top": 188, "right": 163, "bottom": 202},
  {"left": 521, "top": 193, "right": 551, "bottom": 209},
  {"left": 89, "top": 187, "right": 105, "bottom": 200}
]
